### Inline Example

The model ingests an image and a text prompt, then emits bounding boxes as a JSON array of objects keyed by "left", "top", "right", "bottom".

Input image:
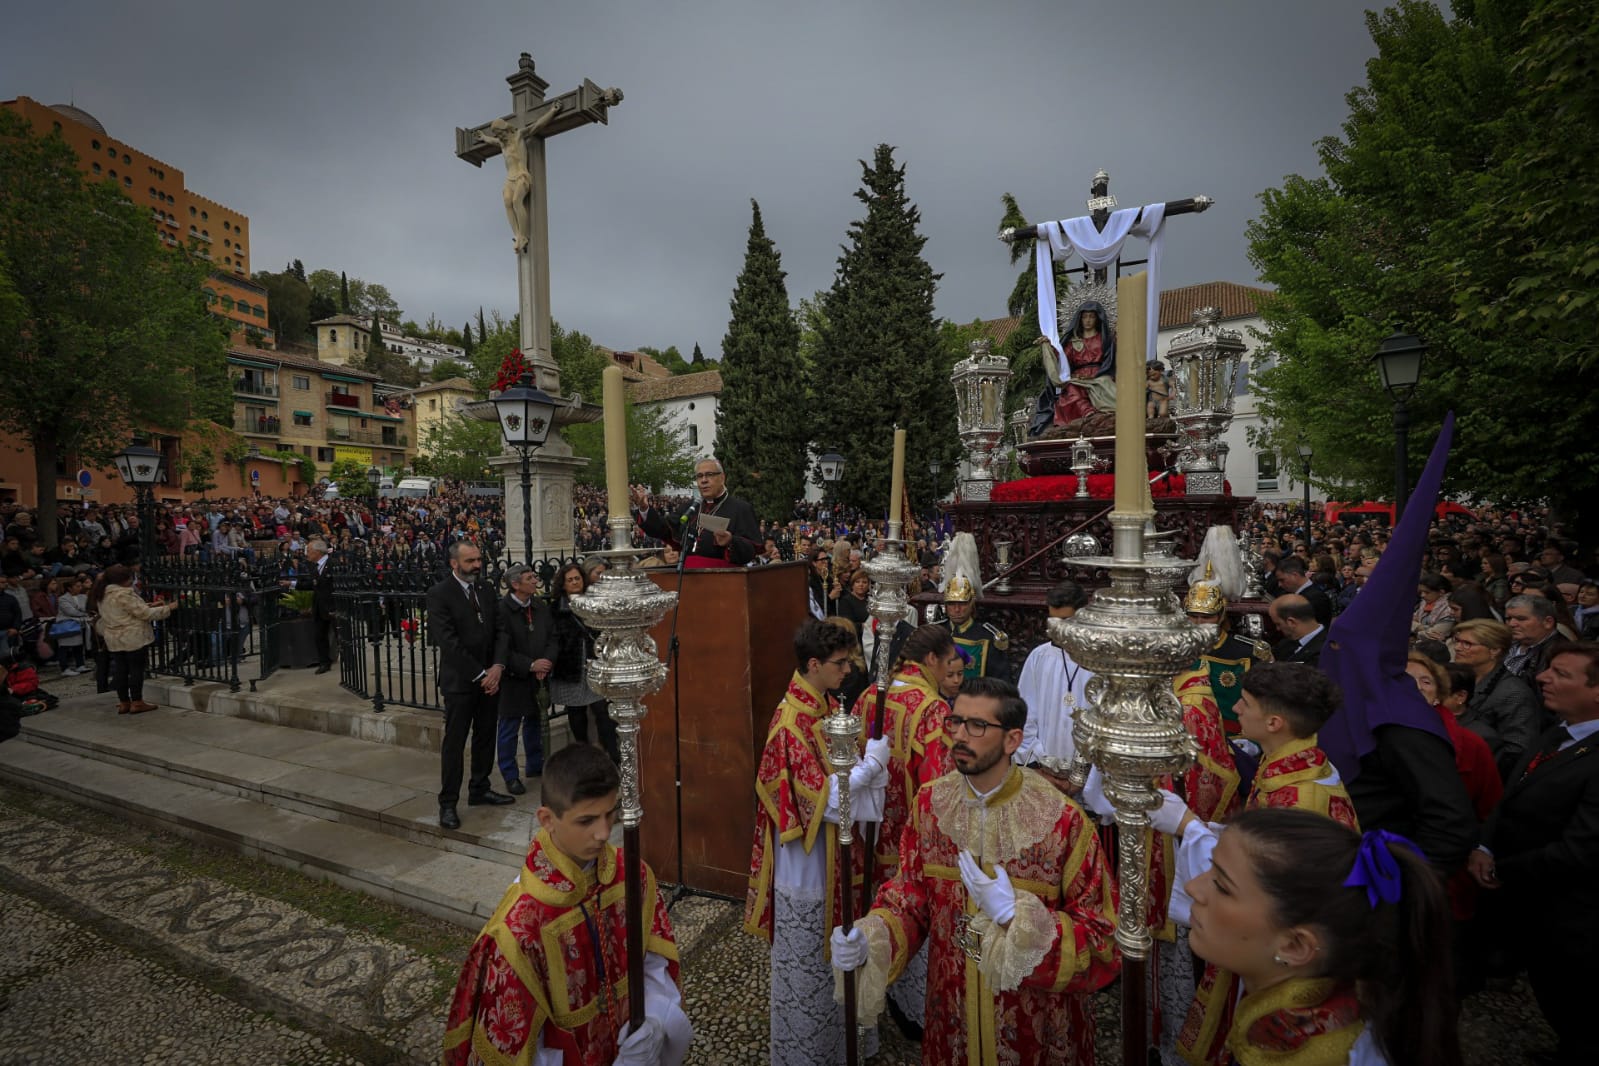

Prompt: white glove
[
  {"left": 830, "top": 926, "right": 868, "bottom": 971},
  {"left": 1081, "top": 767, "right": 1116, "bottom": 824},
  {"left": 1149, "top": 789, "right": 1193, "bottom": 837},
  {"left": 957, "top": 850, "right": 1016, "bottom": 926},
  {"left": 848, "top": 739, "right": 889, "bottom": 791},
  {"left": 612, "top": 1016, "right": 664, "bottom": 1066},
  {"left": 863, "top": 735, "right": 890, "bottom": 773}
]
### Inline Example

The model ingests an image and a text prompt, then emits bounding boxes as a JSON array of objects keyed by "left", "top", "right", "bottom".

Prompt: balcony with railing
[
  {"left": 235, "top": 415, "right": 282, "bottom": 437},
  {"left": 233, "top": 375, "right": 278, "bottom": 398},
  {"left": 325, "top": 390, "right": 365, "bottom": 409},
  {"left": 326, "top": 426, "right": 408, "bottom": 447}
]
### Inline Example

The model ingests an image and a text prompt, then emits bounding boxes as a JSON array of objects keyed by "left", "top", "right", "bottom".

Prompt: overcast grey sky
[{"left": 7, "top": 0, "right": 1380, "bottom": 358}]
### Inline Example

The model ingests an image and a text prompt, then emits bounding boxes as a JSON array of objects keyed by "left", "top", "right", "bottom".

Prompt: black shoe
[
  {"left": 468, "top": 790, "right": 515, "bottom": 806},
  {"left": 315, "top": 663, "right": 332, "bottom": 674},
  {"left": 506, "top": 779, "right": 527, "bottom": 796},
  {"left": 439, "top": 804, "right": 461, "bottom": 830}
]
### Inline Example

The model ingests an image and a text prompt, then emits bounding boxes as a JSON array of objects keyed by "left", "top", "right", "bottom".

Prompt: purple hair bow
[{"left": 1342, "top": 829, "right": 1424, "bottom": 908}]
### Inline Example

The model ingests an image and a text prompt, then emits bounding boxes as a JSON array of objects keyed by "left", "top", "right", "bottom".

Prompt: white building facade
[{"left": 625, "top": 370, "right": 722, "bottom": 495}]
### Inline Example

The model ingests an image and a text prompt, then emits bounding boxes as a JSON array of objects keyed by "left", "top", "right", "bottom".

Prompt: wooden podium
[{"left": 640, "top": 561, "right": 808, "bottom": 897}]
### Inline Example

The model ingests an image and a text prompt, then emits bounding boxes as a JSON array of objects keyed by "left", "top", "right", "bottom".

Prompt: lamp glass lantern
[
  {"left": 367, "top": 465, "right": 383, "bottom": 493},
  {"left": 817, "top": 452, "right": 845, "bottom": 484},
  {"left": 113, "top": 442, "right": 164, "bottom": 487},
  {"left": 1296, "top": 440, "right": 1313, "bottom": 463},
  {"left": 493, "top": 372, "right": 558, "bottom": 449},
  {"left": 1372, "top": 333, "right": 1426, "bottom": 398}
]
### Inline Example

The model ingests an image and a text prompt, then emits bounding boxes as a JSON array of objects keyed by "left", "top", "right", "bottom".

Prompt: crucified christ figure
[{"left": 480, "top": 104, "right": 561, "bottom": 254}]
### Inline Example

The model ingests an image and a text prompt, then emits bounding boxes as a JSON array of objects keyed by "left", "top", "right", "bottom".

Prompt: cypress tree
[
  {"left": 339, "top": 271, "right": 350, "bottom": 313},
  {"left": 811, "top": 145, "right": 956, "bottom": 514},
  {"left": 462, "top": 320, "right": 475, "bottom": 359},
  {"left": 477, "top": 307, "right": 488, "bottom": 344},
  {"left": 716, "top": 199, "right": 804, "bottom": 523},
  {"left": 691, "top": 342, "right": 705, "bottom": 366}
]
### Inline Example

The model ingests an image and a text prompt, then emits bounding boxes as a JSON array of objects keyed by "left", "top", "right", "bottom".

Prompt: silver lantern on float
[
  {"left": 951, "top": 338, "right": 1012, "bottom": 501},
  {"left": 1165, "top": 307, "right": 1245, "bottom": 497}
]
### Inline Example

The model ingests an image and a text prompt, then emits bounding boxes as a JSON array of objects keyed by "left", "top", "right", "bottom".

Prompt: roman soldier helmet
[
  {"left": 1183, "top": 561, "right": 1228, "bottom": 616},
  {"left": 940, "top": 533, "right": 982, "bottom": 604}
]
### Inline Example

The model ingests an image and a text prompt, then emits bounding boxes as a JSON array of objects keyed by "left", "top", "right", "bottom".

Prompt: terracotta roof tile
[
  {"left": 1158, "top": 282, "right": 1272, "bottom": 330},
  {"left": 626, "top": 370, "right": 723, "bottom": 404}
]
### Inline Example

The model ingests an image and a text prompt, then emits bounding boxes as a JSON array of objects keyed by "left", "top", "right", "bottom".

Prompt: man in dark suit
[
  {"left": 1274, "top": 554, "right": 1332, "bottom": 626},
  {"left": 297, "top": 537, "right": 336, "bottom": 674},
  {"left": 1269, "top": 595, "right": 1326, "bottom": 667},
  {"left": 493, "top": 562, "right": 557, "bottom": 795},
  {"left": 628, "top": 459, "right": 760, "bottom": 567},
  {"left": 427, "top": 540, "right": 513, "bottom": 829},
  {"left": 1470, "top": 642, "right": 1599, "bottom": 1066}
]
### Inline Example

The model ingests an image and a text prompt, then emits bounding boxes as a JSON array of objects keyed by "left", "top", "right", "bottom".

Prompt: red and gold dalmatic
[
  {"left": 1176, "top": 736, "right": 1360, "bottom": 1066},
  {"left": 443, "top": 830, "right": 679, "bottom": 1066},
  {"left": 1147, "top": 668, "right": 1243, "bottom": 938},
  {"left": 851, "top": 662, "right": 953, "bottom": 892},
  {"left": 744, "top": 672, "right": 863, "bottom": 943},
  {"left": 852, "top": 767, "right": 1120, "bottom": 1065}
]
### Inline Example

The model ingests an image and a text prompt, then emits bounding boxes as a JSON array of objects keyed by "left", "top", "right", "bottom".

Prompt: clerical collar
[{"left": 700, "top": 490, "right": 728, "bottom": 513}]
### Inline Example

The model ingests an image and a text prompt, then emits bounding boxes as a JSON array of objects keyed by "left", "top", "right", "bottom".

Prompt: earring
[{"left": 1273, "top": 954, "right": 1289, "bottom": 966}]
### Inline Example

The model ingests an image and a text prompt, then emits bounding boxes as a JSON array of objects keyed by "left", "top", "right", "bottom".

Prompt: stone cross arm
[{"left": 455, "top": 79, "right": 624, "bottom": 166}]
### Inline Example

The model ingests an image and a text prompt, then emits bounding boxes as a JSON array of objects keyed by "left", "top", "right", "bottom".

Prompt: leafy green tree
[
  {"left": 328, "top": 457, "right": 375, "bottom": 499},
  {"left": 430, "top": 359, "right": 473, "bottom": 382},
  {"left": 566, "top": 402, "right": 696, "bottom": 493},
  {"left": 183, "top": 447, "right": 218, "bottom": 500},
  {"left": 994, "top": 192, "right": 1068, "bottom": 415},
  {"left": 254, "top": 266, "right": 312, "bottom": 345},
  {"left": 290, "top": 259, "right": 306, "bottom": 283},
  {"left": 639, "top": 344, "right": 691, "bottom": 375},
  {"left": 420, "top": 412, "right": 502, "bottom": 482},
  {"left": 0, "top": 111, "right": 229, "bottom": 548},
  {"left": 715, "top": 200, "right": 805, "bottom": 521},
  {"left": 1247, "top": 0, "right": 1599, "bottom": 538},
  {"left": 306, "top": 268, "right": 403, "bottom": 320},
  {"left": 810, "top": 146, "right": 960, "bottom": 513}
]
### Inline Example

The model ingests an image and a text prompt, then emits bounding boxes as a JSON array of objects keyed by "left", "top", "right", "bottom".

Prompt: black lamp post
[
  {"left": 366, "top": 465, "right": 382, "bottom": 503},
  {"left": 113, "top": 441, "right": 164, "bottom": 564},
  {"left": 1372, "top": 332, "right": 1426, "bottom": 524},
  {"left": 493, "top": 371, "right": 558, "bottom": 564},
  {"left": 928, "top": 459, "right": 942, "bottom": 500},
  {"left": 1296, "top": 440, "right": 1314, "bottom": 554},
  {"left": 818, "top": 451, "right": 845, "bottom": 511}
]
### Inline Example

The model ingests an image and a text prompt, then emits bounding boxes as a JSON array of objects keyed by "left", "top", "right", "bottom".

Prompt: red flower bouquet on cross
[{"left": 493, "top": 349, "right": 535, "bottom": 393}]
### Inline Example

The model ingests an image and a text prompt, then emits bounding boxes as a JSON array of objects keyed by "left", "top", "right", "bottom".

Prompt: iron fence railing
[
  {"left": 329, "top": 543, "right": 580, "bottom": 713},
  {"left": 142, "top": 553, "right": 287, "bottom": 692}
]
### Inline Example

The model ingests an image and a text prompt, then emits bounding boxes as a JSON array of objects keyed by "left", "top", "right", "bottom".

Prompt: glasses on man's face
[
  {"left": 694, "top": 471, "right": 723, "bottom": 481},
  {"left": 823, "top": 656, "right": 852, "bottom": 668},
  {"left": 942, "top": 714, "right": 1002, "bottom": 738}
]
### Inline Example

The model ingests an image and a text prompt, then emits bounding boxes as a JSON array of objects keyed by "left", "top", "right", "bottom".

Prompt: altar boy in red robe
[{"left": 444, "top": 745, "right": 692, "bottom": 1066}]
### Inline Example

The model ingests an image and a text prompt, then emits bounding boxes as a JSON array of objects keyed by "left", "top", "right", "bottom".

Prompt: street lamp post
[
  {"left": 1372, "top": 332, "right": 1427, "bottom": 524},
  {"left": 1296, "top": 440, "right": 1314, "bottom": 554},
  {"left": 366, "top": 465, "right": 382, "bottom": 504},
  {"left": 817, "top": 452, "right": 845, "bottom": 515},
  {"left": 928, "top": 458, "right": 941, "bottom": 501},
  {"left": 113, "top": 441, "right": 165, "bottom": 564},
  {"left": 492, "top": 372, "right": 558, "bottom": 564}
]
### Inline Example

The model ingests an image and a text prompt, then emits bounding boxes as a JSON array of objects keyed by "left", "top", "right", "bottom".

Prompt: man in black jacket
[
  {"left": 296, "top": 537, "right": 336, "bottom": 674},
  {"left": 493, "top": 563, "right": 556, "bottom": 795},
  {"left": 1471, "top": 643, "right": 1599, "bottom": 1066},
  {"left": 629, "top": 460, "right": 760, "bottom": 567},
  {"left": 426, "top": 540, "right": 513, "bottom": 829},
  {"left": 1269, "top": 595, "right": 1326, "bottom": 667}
]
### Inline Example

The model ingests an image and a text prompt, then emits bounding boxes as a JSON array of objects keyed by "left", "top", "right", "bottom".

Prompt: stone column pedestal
[{"left": 490, "top": 435, "right": 588, "bottom": 561}]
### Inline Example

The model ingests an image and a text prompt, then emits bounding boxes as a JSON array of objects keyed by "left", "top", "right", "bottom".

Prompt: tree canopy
[
  {"left": 716, "top": 200, "right": 806, "bottom": 522},
  {"left": 307, "top": 268, "right": 403, "bottom": 321},
  {"left": 1247, "top": 0, "right": 1599, "bottom": 537},
  {"left": 809, "top": 145, "right": 960, "bottom": 515},
  {"left": 0, "top": 110, "right": 229, "bottom": 548}
]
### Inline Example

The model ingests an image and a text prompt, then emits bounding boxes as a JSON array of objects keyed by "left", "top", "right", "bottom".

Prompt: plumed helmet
[
  {"left": 940, "top": 533, "right": 982, "bottom": 604},
  {"left": 1183, "top": 561, "right": 1228, "bottom": 615}
]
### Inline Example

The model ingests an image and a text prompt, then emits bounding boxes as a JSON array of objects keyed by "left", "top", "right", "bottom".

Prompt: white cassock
[{"left": 1014, "top": 640, "right": 1093, "bottom": 767}]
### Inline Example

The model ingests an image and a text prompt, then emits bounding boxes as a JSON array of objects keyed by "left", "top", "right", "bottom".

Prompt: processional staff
[
  {"left": 860, "top": 428, "right": 920, "bottom": 909},
  {"left": 570, "top": 366, "right": 678, "bottom": 1031},
  {"left": 1017, "top": 171, "right": 1215, "bottom": 1066}
]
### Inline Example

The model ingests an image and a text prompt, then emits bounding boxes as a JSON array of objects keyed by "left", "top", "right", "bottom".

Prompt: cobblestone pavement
[{"left": 0, "top": 782, "right": 1557, "bottom": 1064}]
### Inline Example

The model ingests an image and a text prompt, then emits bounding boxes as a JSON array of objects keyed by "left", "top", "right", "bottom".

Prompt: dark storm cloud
[{"left": 6, "top": 0, "right": 1377, "bottom": 357}]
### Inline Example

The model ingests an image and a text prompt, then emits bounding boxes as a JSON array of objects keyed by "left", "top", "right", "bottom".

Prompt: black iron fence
[
  {"left": 329, "top": 544, "right": 580, "bottom": 713},
  {"left": 143, "top": 552, "right": 288, "bottom": 692}
]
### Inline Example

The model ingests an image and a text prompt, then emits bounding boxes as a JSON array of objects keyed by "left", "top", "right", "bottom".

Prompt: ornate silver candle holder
[
  {"left": 569, "top": 516, "right": 679, "bottom": 828},
  {"left": 1166, "top": 307, "right": 1245, "bottom": 497},
  {"left": 1051, "top": 513, "right": 1212, "bottom": 961},
  {"left": 952, "top": 338, "right": 1013, "bottom": 502},
  {"left": 862, "top": 525, "right": 921, "bottom": 686}
]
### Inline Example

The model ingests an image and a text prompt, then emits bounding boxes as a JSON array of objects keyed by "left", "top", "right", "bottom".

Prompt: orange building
[{"left": 1, "top": 96, "right": 270, "bottom": 348}]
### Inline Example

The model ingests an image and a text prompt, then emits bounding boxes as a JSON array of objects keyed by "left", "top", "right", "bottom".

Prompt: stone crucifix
[{"left": 456, "top": 52, "right": 623, "bottom": 394}]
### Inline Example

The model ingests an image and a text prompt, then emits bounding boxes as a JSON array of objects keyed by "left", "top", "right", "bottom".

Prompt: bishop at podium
[{"left": 630, "top": 460, "right": 760, "bottom": 568}]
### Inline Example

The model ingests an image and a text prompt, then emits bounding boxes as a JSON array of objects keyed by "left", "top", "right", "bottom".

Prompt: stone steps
[
  {"left": 143, "top": 676, "right": 446, "bottom": 753},
  {"left": 0, "top": 696, "right": 542, "bottom": 930}
]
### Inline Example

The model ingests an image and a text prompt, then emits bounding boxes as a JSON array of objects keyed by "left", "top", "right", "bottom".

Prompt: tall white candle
[{"left": 603, "top": 365, "right": 630, "bottom": 520}]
